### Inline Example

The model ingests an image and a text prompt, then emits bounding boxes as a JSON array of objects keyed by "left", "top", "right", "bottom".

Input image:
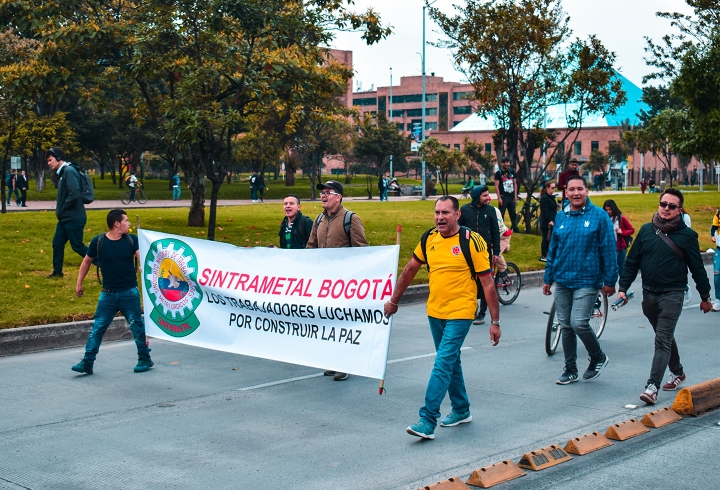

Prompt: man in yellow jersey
[{"left": 384, "top": 196, "right": 501, "bottom": 440}]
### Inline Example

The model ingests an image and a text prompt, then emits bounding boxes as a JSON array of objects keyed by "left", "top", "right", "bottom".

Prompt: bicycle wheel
[
  {"left": 137, "top": 189, "right": 148, "bottom": 204},
  {"left": 495, "top": 262, "right": 521, "bottom": 305},
  {"left": 121, "top": 191, "right": 131, "bottom": 205},
  {"left": 545, "top": 301, "right": 561, "bottom": 355},
  {"left": 590, "top": 292, "right": 608, "bottom": 339}
]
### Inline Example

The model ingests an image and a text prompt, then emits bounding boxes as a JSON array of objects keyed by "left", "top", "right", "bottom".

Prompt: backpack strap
[
  {"left": 653, "top": 226, "right": 686, "bottom": 263},
  {"left": 96, "top": 234, "right": 105, "bottom": 285},
  {"left": 420, "top": 227, "right": 435, "bottom": 272},
  {"left": 458, "top": 226, "right": 477, "bottom": 281},
  {"left": 344, "top": 211, "right": 354, "bottom": 246}
]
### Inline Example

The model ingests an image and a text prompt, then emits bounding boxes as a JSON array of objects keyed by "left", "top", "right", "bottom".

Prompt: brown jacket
[{"left": 306, "top": 204, "right": 368, "bottom": 248}]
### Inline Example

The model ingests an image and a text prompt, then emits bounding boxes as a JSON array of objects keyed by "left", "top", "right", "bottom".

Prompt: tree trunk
[
  {"left": 207, "top": 180, "right": 221, "bottom": 240},
  {"left": 285, "top": 163, "right": 296, "bottom": 186}
]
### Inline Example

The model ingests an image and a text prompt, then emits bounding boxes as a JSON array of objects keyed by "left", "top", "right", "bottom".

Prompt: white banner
[{"left": 139, "top": 230, "right": 400, "bottom": 379}]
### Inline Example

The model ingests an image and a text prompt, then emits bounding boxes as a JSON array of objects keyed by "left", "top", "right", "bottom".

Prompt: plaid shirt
[{"left": 544, "top": 198, "right": 618, "bottom": 289}]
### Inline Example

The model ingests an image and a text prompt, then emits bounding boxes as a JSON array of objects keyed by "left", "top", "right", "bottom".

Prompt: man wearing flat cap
[{"left": 307, "top": 180, "right": 368, "bottom": 381}]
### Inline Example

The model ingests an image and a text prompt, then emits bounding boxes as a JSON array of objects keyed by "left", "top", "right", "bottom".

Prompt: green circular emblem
[{"left": 144, "top": 238, "right": 203, "bottom": 337}]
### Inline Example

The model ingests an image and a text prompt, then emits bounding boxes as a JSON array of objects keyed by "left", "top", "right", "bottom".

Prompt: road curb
[
  {"left": 0, "top": 317, "right": 131, "bottom": 357},
  {"left": 671, "top": 378, "right": 720, "bottom": 416}
]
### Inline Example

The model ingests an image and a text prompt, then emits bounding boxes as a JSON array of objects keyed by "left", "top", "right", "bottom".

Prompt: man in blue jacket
[{"left": 543, "top": 174, "right": 618, "bottom": 384}]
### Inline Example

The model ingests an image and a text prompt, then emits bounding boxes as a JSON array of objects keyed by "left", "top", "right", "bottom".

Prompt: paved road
[{"left": 1, "top": 268, "right": 718, "bottom": 489}]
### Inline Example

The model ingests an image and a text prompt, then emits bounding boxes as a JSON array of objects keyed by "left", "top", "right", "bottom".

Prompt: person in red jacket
[
  {"left": 557, "top": 158, "right": 580, "bottom": 201},
  {"left": 603, "top": 199, "right": 635, "bottom": 280}
]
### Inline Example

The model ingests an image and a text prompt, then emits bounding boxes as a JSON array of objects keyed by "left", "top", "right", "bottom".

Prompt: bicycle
[
  {"left": 494, "top": 261, "right": 521, "bottom": 305},
  {"left": 121, "top": 186, "right": 148, "bottom": 205},
  {"left": 544, "top": 292, "right": 608, "bottom": 355},
  {"left": 517, "top": 195, "right": 540, "bottom": 235}
]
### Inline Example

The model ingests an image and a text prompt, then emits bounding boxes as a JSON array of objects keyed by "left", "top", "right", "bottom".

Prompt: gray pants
[
  {"left": 555, "top": 284, "right": 604, "bottom": 373},
  {"left": 641, "top": 290, "right": 685, "bottom": 388}
]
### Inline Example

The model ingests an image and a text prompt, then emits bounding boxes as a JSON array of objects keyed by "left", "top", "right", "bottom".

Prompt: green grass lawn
[
  {"left": 19, "top": 174, "right": 476, "bottom": 202},
  {"left": 1, "top": 190, "right": 718, "bottom": 328}
]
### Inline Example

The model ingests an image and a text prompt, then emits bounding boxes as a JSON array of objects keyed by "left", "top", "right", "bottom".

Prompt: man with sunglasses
[
  {"left": 306, "top": 180, "right": 367, "bottom": 381},
  {"left": 543, "top": 174, "right": 617, "bottom": 385},
  {"left": 616, "top": 188, "right": 711, "bottom": 405},
  {"left": 46, "top": 147, "right": 90, "bottom": 278}
]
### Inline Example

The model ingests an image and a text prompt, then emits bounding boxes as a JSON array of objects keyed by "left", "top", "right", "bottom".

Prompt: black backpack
[
  {"left": 315, "top": 210, "right": 355, "bottom": 246},
  {"left": 95, "top": 233, "right": 138, "bottom": 285},
  {"left": 420, "top": 226, "right": 479, "bottom": 281},
  {"left": 377, "top": 177, "right": 385, "bottom": 190},
  {"left": 70, "top": 164, "right": 94, "bottom": 204}
]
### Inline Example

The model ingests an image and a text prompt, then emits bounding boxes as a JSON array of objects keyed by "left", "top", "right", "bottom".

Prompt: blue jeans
[
  {"left": 6, "top": 188, "right": 19, "bottom": 204},
  {"left": 419, "top": 317, "right": 472, "bottom": 427},
  {"left": 714, "top": 248, "right": 720, "bottom": 300},
  {"left": 381, "top": 188, "right": 389, "bottom": 201},
  {"left": 554, "top": 284, "right": 604, "bottom": 373},
  {"left": 172, "top": 187, "right": 181, "bottom": 200},
  {"left": 52, "top": 218, "right": 88, "bottom": 275},
  {"left": 617, "top": 248, "right": 627, "bottom": 282},
  {"left": 84, "top": 287, "right": 150, "bottom": 362},
  {"left": 251, "top": 187, "right": 258, "bottom": 201}
]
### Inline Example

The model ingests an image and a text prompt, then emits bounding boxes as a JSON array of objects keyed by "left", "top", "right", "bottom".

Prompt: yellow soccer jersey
[
  {"left": 714, "top": 213, "right": 720, "bottom": 247},
  {"left": 413, "top": 228, "right": 491, "bottom": 320}
]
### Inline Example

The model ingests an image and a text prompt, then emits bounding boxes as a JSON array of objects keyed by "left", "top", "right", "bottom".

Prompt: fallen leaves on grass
[
  {"left": 40, "top": 249, "right": 45, "bottom": 254},
  {"left": 24, "top": 284, "right": 29, "bottom": 288},
  {"left": 217, "top": 226, "right": 224, "bottom": 230}
]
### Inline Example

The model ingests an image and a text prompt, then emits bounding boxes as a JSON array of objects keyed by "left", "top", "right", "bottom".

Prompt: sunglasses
[
  {"left": 320, "top": 190, "right": 339, "bottom": 196},
  {"left": 658, "top": 201, "right": 680, "bottom": 210}
]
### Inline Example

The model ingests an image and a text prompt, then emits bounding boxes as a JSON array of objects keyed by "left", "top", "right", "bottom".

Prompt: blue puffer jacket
[{"left": 543, "top": 198, "right": 618, "bottom": 289}]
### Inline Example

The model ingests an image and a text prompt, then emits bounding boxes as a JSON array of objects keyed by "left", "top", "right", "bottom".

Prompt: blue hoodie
[{"left": 543, "top": 198, "right": 618, "bottom": 289}]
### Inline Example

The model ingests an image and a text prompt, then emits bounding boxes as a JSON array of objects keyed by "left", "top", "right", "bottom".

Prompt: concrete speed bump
[
  {"left": 672, "top": 378, "right": 720, "bottom": 416},
  {"left": 517, "top": 444, "right": 572, "bottom": 471},
  {"left": 465, "top": 461, "right": 525, "bottom": 488},
  {"left": 564, "top": 432, "right": 613, "bottom": 455},
  {"left": 604, "top": 418, "right": 650, "bottom": 441},
  {"left": 419, "top": 476, "right": 470, "bottom": 490},
  {"left": 641, "top": 407, "right": 682, "bottom": 428}
]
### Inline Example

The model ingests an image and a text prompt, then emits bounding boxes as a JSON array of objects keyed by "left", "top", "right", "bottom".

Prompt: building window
[
  {"left": 425, "top": 122, "right": 438, "bottom": 130},
  {"left": 391, "top": 93, "right": 438, "bottom": 103},
  {"left": 453, "top": 91, "right": 470, "bottom": 100},
  {"left": 454, "top": 144, "right": 461, "bottom": 149},
  {"left": 453, "top": 106, "right": 472, "bottom": 114},
  {"left": 485, "top": 143, "right": 492, "bottom": 153},
  {"left": 390, "top": 109, "right": 404, "bottom": 118},
  {"left": 591, "top": 141, "right": 599, "bottom": 151},
  {"left": 453, "top": 121, "right": 462, "bottom": 127},
  {"left": 406, "top": 108, "right": 422, "bottom": 117},
  {"left": 395, "top": 123, "right": 404, "bottom": 131},
  {"left": 425, "top": 93, "right": 438, "bottom": 102},
  {"left": 574, "top": 141, "right": 582, "bottom": 155},
  {"left": 425, "top": 107, "right": 438, "bottom": 116},
  {"left": 377, "top": 96, "right": 386, "bottom": 113},
  {"left": 352, "top": 97, "right": 377, "bottom": 106}
]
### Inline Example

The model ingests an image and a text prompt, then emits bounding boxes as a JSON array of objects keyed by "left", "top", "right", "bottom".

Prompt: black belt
[{"left": 102, "top": 288, "right": 118, "bottom": 293}]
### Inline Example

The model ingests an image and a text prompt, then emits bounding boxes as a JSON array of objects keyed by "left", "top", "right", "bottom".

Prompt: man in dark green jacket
[
  {"left": 46, "top": 147, "right": 89, "bottom": 278},
  {"left": 617, "top": 188, "right": 711, "bottom": 405}
]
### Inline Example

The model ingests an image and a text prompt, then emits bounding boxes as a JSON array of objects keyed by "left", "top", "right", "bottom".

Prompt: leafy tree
[
  {"left": 462, "top": 137, "right": 493, "bottom": 176},
  {"left": 430, "top": 0, "right": 626, "bottom": 230},
  {"left": 353, "top": 112, "right": 409, "bottom": 199},
  {"left": 584, "top": 149, "right": 608, "bottom": 174},
  {"left": 419, "top": 138, "right": 451, "bottom": 195}
]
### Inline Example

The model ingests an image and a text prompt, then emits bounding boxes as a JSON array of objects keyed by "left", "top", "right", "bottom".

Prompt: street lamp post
[
  {"left": 389, "top": 67, "right": 393, "bottom": 178},
  {"left": 420, "top": 0, "right": 437, "bottom": 200}
]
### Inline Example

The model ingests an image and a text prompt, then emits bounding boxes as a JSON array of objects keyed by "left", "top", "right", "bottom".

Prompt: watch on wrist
[{"left": 491, "top": 320, "right": 500, "bottom": 325}]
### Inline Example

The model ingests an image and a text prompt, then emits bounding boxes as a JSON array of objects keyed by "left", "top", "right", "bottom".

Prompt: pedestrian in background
[
  {"left": 172, "top": 171, "right": 181, "bottom": 201},
  {"left": 257, "top": 173, "right": 267, "bottom": 202},
  {"left": 494, "top": 156, "right": 520, "bottom": 232},
  {"left": 249, "top": 171, "right": 258, "bottom": 202},
  {"left": 617, "top": 188, "right": 711, "bottom": 404},
  {"left": 16, "top": 170, "right": 28, "bottom": 207},
  {"left": 603, "top": 199, "right": 635, "bottom": 280},
  {"left": 46, "top": 147, "right": 90, "bottom": 278},
  {"left": 539, "top": 180, "right": 557, "bottom": 262}
]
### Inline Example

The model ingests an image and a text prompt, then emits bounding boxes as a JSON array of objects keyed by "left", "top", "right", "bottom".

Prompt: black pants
[
  {"left": 642, "top": 290, "right": 685, "bottom": 388},
  {"left": 540, "top": 225, "right": 551, "bottom": 257},
  {"left": 52, "top": 218, "right": 88, "bottom": 275},
  {"left": 20, "top": 189, "right": 27, "bottom": 206},
  {"left": 498, "top": 196, "right": 518, "bottom": 231}
]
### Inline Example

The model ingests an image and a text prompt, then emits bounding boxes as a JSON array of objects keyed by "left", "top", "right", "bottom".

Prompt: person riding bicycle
[
  {"left": 543, "top": 174, "right": 617, "bottom": 385},
  {"left": 459, "top": 185, "right": 500, "bottom": 325},
  {"left": 461, "top": 177, "right": 475, "bottom": 197},
  {"left": 127, "top": 171, "right": 139, "bottom": 202}
]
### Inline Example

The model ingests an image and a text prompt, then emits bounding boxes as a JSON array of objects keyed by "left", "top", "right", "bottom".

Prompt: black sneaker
[
  {"left": 333, "top": 372, "right": 349, "bottom": 381},
  {"left": 556, "top": 370, "right": 579, "bottom": 385},
  {"left": 71, "top": 359, "right": 93, "bottom": 374},
  {"left": 583, "top": 354, "right": 609, "bottom": 380},
  {"left": 473, "top": 315, "right": 485, "bottom": 325},
  {"left": 47, "top": 272, "right": 64, "bottom": 278}
]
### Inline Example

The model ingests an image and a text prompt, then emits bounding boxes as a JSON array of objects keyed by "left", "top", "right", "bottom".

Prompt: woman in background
[
  {"left": 538, "top": 180, "right": 557, "bottom": 262},
  {"left": 603, "top": 199, "right": 635, "bottom": 279}
]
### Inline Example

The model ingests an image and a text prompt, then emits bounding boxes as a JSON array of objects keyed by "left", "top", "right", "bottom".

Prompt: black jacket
[
  {"left": 619, "top": 221, "right": 710, "bottom": 298},
  {"left": 539, "top": 192, "right": 557, "bottom": 228},
  {"left": 279, "top": 211, "right": 313, "bottom": 249},
  {"left": 55, "top": 164, "right": 87, "bottom": 222},
  {"left": 16, "top": 174, "right": 28, "bottom": 190},
  {"left": 458, "top": 187, "right": 500, "bottom": 257}
]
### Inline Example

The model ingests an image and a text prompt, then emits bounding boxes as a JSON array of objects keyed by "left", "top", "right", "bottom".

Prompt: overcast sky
[{"left": 332, "top": 0, "right": 693, "bottom": 92}]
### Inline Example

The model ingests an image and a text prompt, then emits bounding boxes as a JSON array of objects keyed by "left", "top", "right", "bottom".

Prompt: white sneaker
[
  {"left": 711, "top": 299, "right": 720, "bottom": 312},
  {"left": 684, "top": 288, "right": 692, "bottom": 305}
]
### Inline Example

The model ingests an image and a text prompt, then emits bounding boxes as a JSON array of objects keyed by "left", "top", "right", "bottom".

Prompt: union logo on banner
[{"left": 144, "top": 238, "right": 203, "bottom": 337}]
